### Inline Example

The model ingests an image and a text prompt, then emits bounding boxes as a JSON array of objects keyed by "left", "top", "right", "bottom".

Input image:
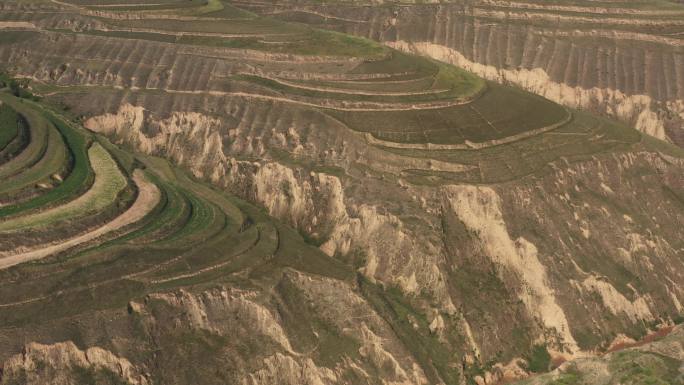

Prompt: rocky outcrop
[
  {"left": 127, "top": 281, "right": 432, "bottom": 385},
  {"left": 442, "top": 185, "right": 578, "bottom": 353},
  {"left": 575, "top": 275, "right": 654, "bottom": 324},
  {"left": 286, "top": 271, "right": 431, "bottom": 384},
  {"left": 242, "top": 353, "right": 338, "bottom": 385},
  {"left": 141, "top": 288, "right": 294, "bottom": 353},
  {"left": 0, "top": 341, "right": 148, "bottom": 385}
]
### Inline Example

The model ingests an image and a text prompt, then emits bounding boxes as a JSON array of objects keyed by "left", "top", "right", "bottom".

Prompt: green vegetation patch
[
  {"left": 608, "top": 350, "right": 682, "bottom": 385},
  {"left": 0, "top": 102, "right": 19, "bottom": 151},
  {"left": 0, "top": 113, "right": 94, "bottom": 218},
  {"left": 526, "top": 344, "right": 552, "bottom": 373},
  {"left": 0, "top": 106, "right": 69, "bottom": 202},
  {"left": 285, "top": 28, "right": 383, "bottom": 58},
  {"left": 0, "top": 143, "right": 126, "bottom": 231}
]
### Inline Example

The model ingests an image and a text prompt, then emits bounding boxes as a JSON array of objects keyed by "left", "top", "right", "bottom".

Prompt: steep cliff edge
[{"left": 1, "top": 342, "right": 149, "bottom": 385}]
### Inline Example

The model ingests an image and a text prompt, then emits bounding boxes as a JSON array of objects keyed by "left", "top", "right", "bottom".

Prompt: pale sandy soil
[{"left": 0, "top": 22, "right": 37, "bottom": 29}]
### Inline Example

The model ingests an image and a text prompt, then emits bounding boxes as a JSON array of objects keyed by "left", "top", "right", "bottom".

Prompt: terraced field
[
  {"left": 239, "top": 0, "right": 684, "bottom": 147},
  {"left": 0, "top": 102, "right": 28, "bottom": 167},
  {"left": 0, "top": 89, "right": 349, "bottom": 320},
  {"left": 0, "top": 2, "right": 683, "bottom": 385},
  {"left": 0, "top": 91, "right": 365, "bottom": 382}
]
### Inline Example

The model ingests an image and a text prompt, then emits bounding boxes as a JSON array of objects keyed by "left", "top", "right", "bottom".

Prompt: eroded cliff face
[
  {"left": 100, "top": 277, "right": 434, "bottom": 385},
  {"left": 82, "top": 101, "right": 684, "bottom": 370},
  {"left": 441, "top": 185, "right": 578, "bottom": 353},
  {"left": 84, "top": 104, "right": 458, "bottom": 315},
  {"left": 496, "top": 151, "right": 684, "bottom": 348},
  {"left": 0, "top": 341, "right": 149, "bottom": 385},
  {"left": 130, "top": 286, "right": 350, "bottom": 385},
  {"left": 0, "top": 278, "right": 434, "bottom": 385}
]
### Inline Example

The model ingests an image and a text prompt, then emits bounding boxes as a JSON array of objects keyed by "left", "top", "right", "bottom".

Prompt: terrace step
[
  {"left": 0, "top": 99, "right": 69, "bottom": 206},
  {"left": 0, "top": 143, "right": 128, "bottom": 232},
  {"left": 0, "top": 170, "right": 159, "bottom": 270}
]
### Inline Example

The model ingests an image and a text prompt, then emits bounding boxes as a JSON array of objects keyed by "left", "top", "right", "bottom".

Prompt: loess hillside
[
  {"left": 0, "top": 1, "right": 683, "bottom": 385},
  {"left": 238, "top": 0, "right": 684, "bottom": 148}
]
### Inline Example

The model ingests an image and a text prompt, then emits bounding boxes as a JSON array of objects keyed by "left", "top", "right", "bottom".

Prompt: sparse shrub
[
  {"left": 526, "top": 344, "right": 551, "bottom": 373},
  {"left": 0, "top": 71, "right": 40, "bottom": 101},
  {"left": 549, "top": 372, "right": 581, "bottom": 385}
]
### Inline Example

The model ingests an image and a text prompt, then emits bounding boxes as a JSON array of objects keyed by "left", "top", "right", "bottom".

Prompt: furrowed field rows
[
  {"left": 0, "top": 99, "right": 49, "bottom": 180},
  {"left": 0, "top": 96, "right": 69, "bottom": 205},
  {"left": 328, "top": 82, "right": 567, "bottom": 145},
  {"left": 0, "top": 170, "right": 159, "bottom": 270},
  {"left": 0, "top": 106, "right": 28, "bottom": 164},
  {"left": 0, "top": 110, "right": 94, "bottom": 219},
  {"left": 0, "top": 143, "right": 127, "bottom": 232},
  {"left": 0, "top": 103, "right": 20, "bottom": 154}
]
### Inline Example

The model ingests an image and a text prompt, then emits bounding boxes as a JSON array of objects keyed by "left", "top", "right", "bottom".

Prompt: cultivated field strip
[
  {"left": 0, "top": 99, "right": 49, "bottom": 180},
  {"left": 0, "top": 99, "right": 68, "bottom": 205},
  {"left": 0, "top": 170, "right": 158, "bottom": 270},
  {"left": 0, "top": 103, "right": 23, "bottom": 158},
  {"left": 0, "top": 143, "right": 127, "bottom": 232},
  {"left": 0, "top": 125, "right": 67, "bottom": 205}
]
